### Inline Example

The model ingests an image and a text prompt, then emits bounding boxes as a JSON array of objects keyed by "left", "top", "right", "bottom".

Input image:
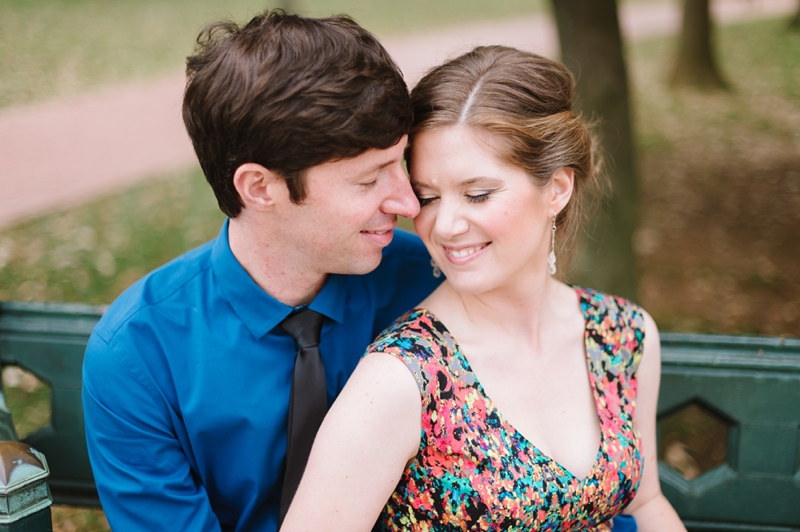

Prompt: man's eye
[
  {"left": 466, "top": 192, "right": 491, "bottom": 203},
  {"left": 361, "top": 180, "right": 378, "bottom": 188},
  {"left": 417, "top": 196, "right": 437, "bottom": 207}
]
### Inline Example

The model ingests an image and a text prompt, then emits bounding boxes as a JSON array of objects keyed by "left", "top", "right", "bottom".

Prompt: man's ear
[
  {"left": 548, "top": 167, "right": 575, "bottom": 215},
  {"left": 232, "top": 163, "right": 285, "bottom": 212}
]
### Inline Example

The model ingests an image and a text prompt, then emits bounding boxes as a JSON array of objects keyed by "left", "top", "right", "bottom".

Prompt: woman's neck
[{"left": 425, "top": 272, "right": 575, "bottom": 351}]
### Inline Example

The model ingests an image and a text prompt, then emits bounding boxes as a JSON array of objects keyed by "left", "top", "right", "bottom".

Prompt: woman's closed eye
[
  {"left": 466, "top": 191, "right": 491, "bottom": 204},
  {"left": 417, "top": 191, "right": 493, "bottom": 207},
  {"left": 417, "top": 196, "right": 438, "bottom": 207}
]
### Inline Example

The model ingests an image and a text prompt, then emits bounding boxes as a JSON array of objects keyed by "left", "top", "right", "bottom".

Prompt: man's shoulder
[
  {"left": 381, "top": 228, "right": 429, "bottom": 262},
  {"left": 367, "top": 228, "right": 432, "bottom": 283},
  {"left": 362, "top": 228, "right": 440, "bottom": 326},
  {"left": 93, "top": 240, "right": 215, "bottom": 342}
]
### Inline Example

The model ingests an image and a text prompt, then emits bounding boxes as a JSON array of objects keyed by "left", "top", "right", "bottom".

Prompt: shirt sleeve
[{"left": 82, "top": 331, "right": 223, "bottom": 532}]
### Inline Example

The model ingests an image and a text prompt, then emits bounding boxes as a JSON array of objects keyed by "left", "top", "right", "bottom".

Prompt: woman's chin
[{"left": 444, "top": 275, "right": 498, "bottom": 297}]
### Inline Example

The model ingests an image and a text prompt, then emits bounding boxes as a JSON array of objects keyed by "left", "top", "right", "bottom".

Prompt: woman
[{"left": 281, "top": 46, "right": 686, "bottom": 531}]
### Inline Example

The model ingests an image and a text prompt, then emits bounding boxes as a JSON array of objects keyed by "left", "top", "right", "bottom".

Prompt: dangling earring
[
  {"left": 547, "top": 217, "right": 557, "bottom": 275},
  {"left": 431, "top": 258, "right": 442, "bottom": 278}
]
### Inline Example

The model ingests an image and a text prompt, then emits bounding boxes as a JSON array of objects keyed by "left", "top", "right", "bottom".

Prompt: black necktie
[{"left": 278, "top": 308, "right": 328, "bottom": 525}]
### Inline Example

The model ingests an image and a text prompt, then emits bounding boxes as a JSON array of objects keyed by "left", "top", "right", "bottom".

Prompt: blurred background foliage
[
  {"left": 0, "top": 0, "right": 546, "bottom": 108},
  {"left": 631, "top": 17, "right": 800, "bottom": 335},
  {"left": 1, "top": 1, "right": 798, "bottom": 336}
]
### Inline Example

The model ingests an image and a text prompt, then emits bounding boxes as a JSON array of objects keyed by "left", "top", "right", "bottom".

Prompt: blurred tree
[
  {"left": 670, "top": 0, "right": 728, "bottom": 89},
  {"left": 790, "top": 0, "right": 800, "bottom": 29},
  {"left": 551, "top": 0, "right": 638, "bottom": 300}
]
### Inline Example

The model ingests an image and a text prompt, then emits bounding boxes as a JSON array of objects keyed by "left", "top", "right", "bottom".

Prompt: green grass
[
  {"left": 0, "top": 0, "right": 547, "bottom": 108},
  {"left": 0, "top": 168, "right": 223, "bottom": 304},
  {"left": 3, "top": 378, "right": 51, "bottom": 439}
]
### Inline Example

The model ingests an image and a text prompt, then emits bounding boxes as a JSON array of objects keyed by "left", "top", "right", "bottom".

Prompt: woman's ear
[
  {"left": 549, "top": 167, "right": 575, "bottom": 214},
  {"left": 232, "top": 163, "right": 285, "bottom": 212}
]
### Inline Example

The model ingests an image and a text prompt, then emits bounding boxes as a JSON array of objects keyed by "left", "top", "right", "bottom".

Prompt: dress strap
[
  {"left": 578, "top": 287, "right": 646, "bottom": 381},
  {"left": 366, "top": 309, "right": 455, "bottom": 409}
]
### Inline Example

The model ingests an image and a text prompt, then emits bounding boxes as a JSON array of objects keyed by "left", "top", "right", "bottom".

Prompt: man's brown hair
[{"left": 183, "top": 10, "right": 412, "bottom": 217}]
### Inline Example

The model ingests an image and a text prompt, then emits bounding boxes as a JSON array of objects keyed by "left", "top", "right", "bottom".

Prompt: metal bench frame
[{"left": 1, "top": 301, "right": 798, "bottom": 531}]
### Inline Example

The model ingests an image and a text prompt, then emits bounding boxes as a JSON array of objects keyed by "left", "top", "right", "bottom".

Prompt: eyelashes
[
  {"left": 416, "top": 191, "right": 493, "bottom": 207},
  {"left": 466, "top": 192, "right": 490, "bottom": 204}
]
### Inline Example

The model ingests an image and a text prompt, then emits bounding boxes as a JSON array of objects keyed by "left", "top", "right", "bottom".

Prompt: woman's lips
[{"left": 442, "top": 242, "right": 490, "bottom": 264}]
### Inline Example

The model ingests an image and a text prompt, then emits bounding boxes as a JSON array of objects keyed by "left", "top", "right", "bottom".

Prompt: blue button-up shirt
[{"left": 83, "top": 220, "right": 440, "bottom": 532}]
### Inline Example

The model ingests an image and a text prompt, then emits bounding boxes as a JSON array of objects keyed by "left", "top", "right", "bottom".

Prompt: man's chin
[
  {"left": 352, "top": 258, "right": 383, "bottom": 276},
  {"left": 330, "top": 252, "right": 383, "bottom": 276}
]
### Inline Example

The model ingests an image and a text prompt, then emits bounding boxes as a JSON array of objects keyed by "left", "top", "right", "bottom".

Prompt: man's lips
[{"left": 361, "top": 226, "right": 395, "bottom": 246}]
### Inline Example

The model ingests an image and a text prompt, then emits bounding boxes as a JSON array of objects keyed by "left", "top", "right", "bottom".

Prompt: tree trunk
[
  {"left": 551, "top": 0, "right": 638, "bottom": 301},
  {"left": 790, "top": 0, "right": 800, "bottom": 29},
  {"left": 670, "top": 0, "right": 728, "bottom": 89}
]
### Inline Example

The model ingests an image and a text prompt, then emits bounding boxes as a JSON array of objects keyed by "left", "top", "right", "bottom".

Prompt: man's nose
[{"left": 381, "top": 166, "right": 420, "bottom": 219}]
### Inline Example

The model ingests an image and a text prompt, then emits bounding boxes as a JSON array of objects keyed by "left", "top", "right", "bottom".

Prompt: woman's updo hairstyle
[{"left": 409, "top": 45, "right": 600, "bottom": 258}]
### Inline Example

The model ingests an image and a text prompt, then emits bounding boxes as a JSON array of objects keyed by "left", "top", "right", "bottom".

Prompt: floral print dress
[{"left": 369, "top": 287, "right": 645, "bottom": 531}]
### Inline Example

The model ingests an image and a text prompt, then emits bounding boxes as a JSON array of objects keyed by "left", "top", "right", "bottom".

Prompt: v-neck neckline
[{"left": 412, "top": 286, "right": 604, "bottom": 483}]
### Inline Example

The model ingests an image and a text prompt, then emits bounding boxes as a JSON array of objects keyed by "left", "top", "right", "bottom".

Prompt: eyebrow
[
  {"left": 353, "top": 158, "right": 398, "bottom": 181},
  {"left": 460, "top": 177, "right": 503, "bottom": 187},
  {"left": 413, "top": 176, "right": 504, "bottom": 190},
  {"left": 374, "top": 160, "right": 396, "bottom": 172}
]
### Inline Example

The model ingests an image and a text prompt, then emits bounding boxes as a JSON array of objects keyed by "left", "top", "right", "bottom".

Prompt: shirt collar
[{"left": 211, "top": 219, "right": 347, "bottom": 339}]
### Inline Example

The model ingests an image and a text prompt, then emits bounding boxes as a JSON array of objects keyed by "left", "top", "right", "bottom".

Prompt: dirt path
[{"left": 0, "top": 0, "right": 794, "bottom": 229}]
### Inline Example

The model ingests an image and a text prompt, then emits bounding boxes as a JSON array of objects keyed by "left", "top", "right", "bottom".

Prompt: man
[{"left": 82, "top": 11, "right": 440, "bottom": 531}]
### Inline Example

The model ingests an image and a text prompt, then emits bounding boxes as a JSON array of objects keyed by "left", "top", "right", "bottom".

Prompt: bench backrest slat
[
  {"left": 0, "top": 302, "right": 104, "bottom": 506},
  {"left": 660, "top": 332, "right": 800, "bottom": 531}
]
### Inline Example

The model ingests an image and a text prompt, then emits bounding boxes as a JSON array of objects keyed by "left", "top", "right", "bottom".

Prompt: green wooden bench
[{"left": 0, "top": 301, "right": 798, "bottom": 531}]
